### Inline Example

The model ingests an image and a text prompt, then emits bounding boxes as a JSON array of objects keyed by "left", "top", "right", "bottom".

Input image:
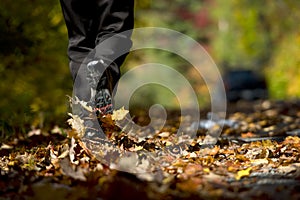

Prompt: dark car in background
[{"left": 223, "top": 69, "right": 268, "bottom": 102}]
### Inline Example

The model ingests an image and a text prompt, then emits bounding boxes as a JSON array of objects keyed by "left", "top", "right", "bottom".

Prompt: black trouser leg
[
  {"left": 59, "top": 0, "right": 134, "bottom": 80},
  {"left": 60, "top": 0, "right": 134, "bottom": 136}
]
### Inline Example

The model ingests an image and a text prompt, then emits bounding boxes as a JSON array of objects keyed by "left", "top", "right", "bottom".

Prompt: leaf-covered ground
[{"left": 1, "top": 100, "right": 300, "bottom": 200}]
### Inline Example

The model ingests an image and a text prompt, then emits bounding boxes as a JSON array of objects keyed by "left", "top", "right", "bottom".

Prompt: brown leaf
[
  {"left": 176, "top": 177, "right": 203, "bottom": 192},
  {"left": 241, "top": 132, "right": 257, "bottom": 138},
  {"left": 180, "top": 163, "right": 203, "bottom": 180},
  {"left": 250, "top": 158, "right": 269, "bottom": 166}
]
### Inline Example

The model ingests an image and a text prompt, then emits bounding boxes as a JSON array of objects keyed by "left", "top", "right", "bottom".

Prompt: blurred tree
[
  {"left": 126, "top": 0, "right": 211, "bottom": 109},
  {"left": 0, "top": 0, "right": 72, "bottom": 137},
  {"left": 266, "top": 32, "right": 300, "bottom": 99},
  {"left": 134, "top": 0, "right": 205, "bottom": 39},
  {"left": 211, "top": 0, "right": 300, "bottom": 98},
  {"left": 211, "top": 0, "right": 271, "bottom": 69}
]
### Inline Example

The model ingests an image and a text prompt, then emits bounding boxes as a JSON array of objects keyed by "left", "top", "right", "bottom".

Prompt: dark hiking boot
[
  {"left": 82, "top": 59, "right": 117, "bottom": 138},
  {"left": 86, "top": 59, "right": 114, "bottom": 115}
]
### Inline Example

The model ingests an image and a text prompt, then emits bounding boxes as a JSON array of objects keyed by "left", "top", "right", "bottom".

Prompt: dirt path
[{"left": 1, "top": 100, "right": 300, "bottom": 199}]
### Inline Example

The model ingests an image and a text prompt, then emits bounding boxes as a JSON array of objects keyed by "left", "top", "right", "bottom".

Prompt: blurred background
[{"left": 1, "top": 0, "right": 300, "bottom": 137}]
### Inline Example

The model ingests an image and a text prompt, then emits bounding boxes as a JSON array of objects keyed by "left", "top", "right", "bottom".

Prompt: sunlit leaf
[
  {"left": 111, "top": 107, "right": 129, "bottom": 121},
  {"left": 67, "top": 113, "right": 85, "bottom": 138},
  {"left": 235, "top": 167, "right": 252, "bottom": 180}
]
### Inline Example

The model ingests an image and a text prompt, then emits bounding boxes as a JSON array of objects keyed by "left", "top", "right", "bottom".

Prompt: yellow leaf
[
  {"left": 203, "top": 168, "right": 210, "bottom": 173},
  {"left": 8, "top": 161, "right": 15, "bottom": 166},
  {"left": 235, "top": 167, "right": 252, "bottom": 180},
  {"left": 111, "top": 107, "right": 129, "bottom": 121},
  {"left": 134, "top": 145, "right": 144, "bottom": 151},
  {"left": 165, "top": 141, "right": 172, "bottom": 146},
  {"left": 262, "top": 140, "right": 274, "bottom": 147}
]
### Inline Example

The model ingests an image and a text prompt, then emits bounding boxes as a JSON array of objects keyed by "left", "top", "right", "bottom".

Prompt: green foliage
[
  {"left": 266, "top": 32, "right": 300, "bottom": 99},
  {"left": 134, "top": 0, "right": 204, "bottom": 38},
  {"left": 211, "top": 0, "right": 271, "bottom": 68},
  {"left": 211, "top": 0, "right": 300, "bottom": 98},
  {"left": 0, "top": 1, "right": 72, "bottom": 136},
  {"left": 126, "top": 0, "right": 210, "bottom": 109}
]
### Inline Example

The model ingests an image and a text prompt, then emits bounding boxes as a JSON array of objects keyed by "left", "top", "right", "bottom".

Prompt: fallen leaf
[
  {"left": 27, "top": 129, "right": 42, "bottom": 137},
  {"left": 235, "top": 167, "right": 252, "bottom": 180},
  {"left": 241, "top": 132, "right": 257, "bottom": 138},
  {"left": 262, "top": 139, "right": 274, "bottom": 147},
  {"left": 277, "top": 165, "right": 297, "bottom": 174},
  {"left": 283, "top": 136, "right": 300, "bottom": 144},
  {"left": 208, "top": 146, "right": 220, "bottom": 156},
  {"left": 67, "top": 113, "right": 85, "bottom": 138},
  {"left": 99, "top": 114, "right": 116, "bottom": 130},
  {"left": 69, "top": 137, "right": 78, "bottom": 165},
  {"left": 176, "top": 177, "right": 202, "bottom": 192},
  {"left": 203, "top": 168, "right": 210, "bottom": 173},
  {"left": 187, "top": 152, "right": 197, "bottom": 158},
  {"left": 184, "top": 163, "right": 203, "bottom": 177},
  {"left": 250, "top": 158, "right": 269, "bottom": 166},
  {"left": 57, "top": 144, "right": 70, "bottom": 160},
  {"left": 158, "top": 132, "right": 170, "bottom": 138},
  {"left": 0, "top": 143, "right": 13, "bottom": 150},
  {"left": 51, "top": 126, "right": 63, "bottom": 134},
  {"left": 111, "top": 107, "right": 129, "bottom": 121}
]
